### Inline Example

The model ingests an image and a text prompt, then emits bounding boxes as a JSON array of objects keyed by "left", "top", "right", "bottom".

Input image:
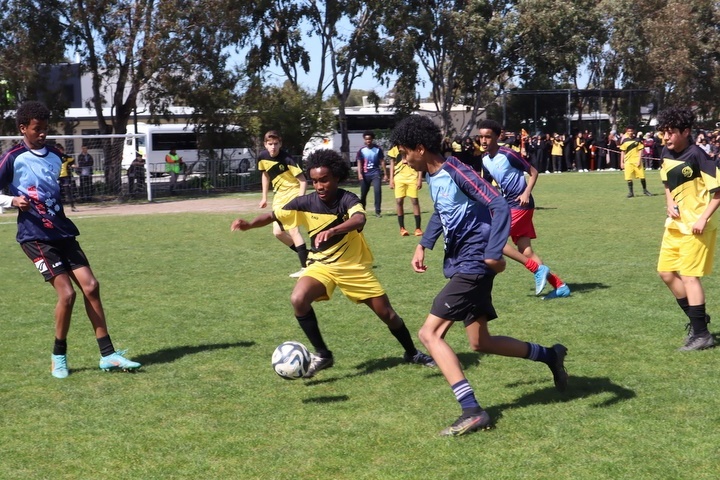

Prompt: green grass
[{"left": 2, "top": 171, "right": 720, "bottom": 479}]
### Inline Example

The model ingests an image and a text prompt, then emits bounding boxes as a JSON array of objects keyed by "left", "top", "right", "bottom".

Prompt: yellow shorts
[
  {"left": 394, "top": 179, "right": 418, "bottom": 199},
  {"left": 657, "top": 228, "right": 717, "bottom": 277},
  {"left": 624, "top": 162, "right": 645, "bottom": 181},
  {"left": 272, "top": 188, "right": 301, "bottom": 209},
  {"left": 301, "top": 261, "right": 385, "bottom": 303}
]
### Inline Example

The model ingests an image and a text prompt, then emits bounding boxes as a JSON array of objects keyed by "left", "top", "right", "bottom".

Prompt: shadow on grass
[
  {"left": 302, "top": 395, "right": 350, "bottom": 404},
  {"left": 303, "top": 351, "right": 483, "bottom": 386},
  {"left": 133, "top": 341, "right": 255, "bottom": 366},
  {"left": 486, "top": 375, "right": 636, "bottom": 424},
  {"left": 564, "top": 282, "right": 610, "bottom": 294}
]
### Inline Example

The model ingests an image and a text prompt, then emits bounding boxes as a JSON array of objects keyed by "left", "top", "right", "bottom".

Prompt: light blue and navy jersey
[
  {"left": 0, "top": 143, "right": 80, "bottom": 243},
  {"left": 356, "top": 145, "right": 384, "bottom": 177},
  {"left": 481, "top": 146, "right": 535, "bottom": 210},
  {"left": 420, "top": 156, "right": 510, "bottom": 278}
]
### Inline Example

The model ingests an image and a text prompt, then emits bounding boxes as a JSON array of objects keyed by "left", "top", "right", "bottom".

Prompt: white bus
[
  {"left": 302, "top": 107, "right": 400, "bottom": 164},
  {"left": 122, "top": 123, "right": 255, "bottom": 176}
]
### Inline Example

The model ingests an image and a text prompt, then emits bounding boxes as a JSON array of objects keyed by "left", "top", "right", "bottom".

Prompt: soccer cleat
[
  {"left": 403, "top": 350, "right": 436, "bottom": 367},
  {"left": 548, "top": 344, "right": 568, "bottom": 392},
  {"left": 99, "top": 350, "right": 141, "bottom": 372},
  {"left": 686, "top": 315, "right": 711, "bottom": 340},
  {"left": 400, "top": 227, "right": 410, "bottom": 237},
  {"left": 678, "top": 331, "right": 714, "bottom": 351},
  {"left": 51, "top": 354, "right": 69, "bottom": 379},
  {"left": 303, "top": 354, "right": 334, "bottom": 378},
  {"left": 375, "top": 212, "right": 382, "bottom": 218},
  {"left": 534, "top": 264, "right": 550, "bottom": 295},
  {"left": 643, "top": 190, "right": 653, "bottom": 196},
  {"left": 440, "top": 410, "right": 492, "bottom": 436},
  {"left": 543, "top": 284, "right": 571, "bottom": 300},
  {"left": 289, "top": 268, "right": 306, "bottom": 278},
  {"left": 414, "top": 228, "right": 423, "bottom": 236}
]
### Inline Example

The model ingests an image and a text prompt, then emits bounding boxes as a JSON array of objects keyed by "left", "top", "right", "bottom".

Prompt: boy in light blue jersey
[
  {"left": 0, "top": 101, "right": 140, "bottom": 378},
  {"left": 356, "top": 130, "right": 387, "bottom": 217},
  {"left": 390, "top": 115, "right": 568, "bottom": 437}
]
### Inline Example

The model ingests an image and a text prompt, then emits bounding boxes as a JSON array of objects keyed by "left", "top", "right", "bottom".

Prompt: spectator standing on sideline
[
  {"left": 389, "top": 115, "right": 568, "bottom": 436},
  {"left": 0, "top": 101, "right": 141, "bottom": 378},
  {"left": 56, "top": 144, "right": 77, "bottom": 212},
  {"left": 642, "top": 133, "right": 655, "bottom": 170},
  {"left": 551, "top": 134, "right": 564, "bottom": 173},
  {"left": 656, "top": 106, "right": 720, "bottom": 350},
  {"left": 619, "top": 126, "right": 652, "bottom": 198},
  {"left": 127, "top": 153, "right": 146, "bottom": 195},
  {"left": 387, "top": 145, "right": 423, "bottom": 237},
  {"left": 165, "top": 147, "right": 184, "bottom": 195},
  {"left": 257, "top": 130, "right": 309, "bottom": 278},
  {"left": 76, "top": 145, "right": 93, "bottom": 201},
  {"left": 574, "top": 131, "right": 588, "bottom": 172},
  {"left": 356, "top": 130, "right": 387, "bottom": 218}
]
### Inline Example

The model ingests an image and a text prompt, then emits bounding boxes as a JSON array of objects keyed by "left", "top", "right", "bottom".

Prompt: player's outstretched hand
[
  {"left": 484, "top": 257, "right": 506, "bottom": 273},
  {"left": 412, "top": 244, "right": 428, "bottom": 273},
  {"left": 230, "top": 219, "right": 250, "bottom": 231}
]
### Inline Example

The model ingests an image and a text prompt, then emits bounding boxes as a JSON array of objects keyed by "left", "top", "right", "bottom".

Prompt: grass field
[{"left": 2, "top": 171, "right": 720, "bottom": 479}]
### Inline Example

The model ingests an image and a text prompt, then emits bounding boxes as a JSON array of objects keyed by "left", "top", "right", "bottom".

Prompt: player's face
[
  {"left": 20, "top": 118, "right": 48, "bottom": 150},
  {"left": 309, "top": 166, "right": 339, "bottom": 202},
  {"left": 477, "top": 129, "right": 498, "bottom": 152},
  {"left": 363, "top": 135, "right": 374, "bottom": 146},
  {"left": 398, "top": 146, "right": 427, "bottom": 172},
  {"left": 625, "top": 128, "right": 635, "bottom": 138},
  {"left": 265, "top": 139, "right": 281, "bottom": 156},
  {"left": 662, "top": 127, "right": 690, "bottom": 152}
]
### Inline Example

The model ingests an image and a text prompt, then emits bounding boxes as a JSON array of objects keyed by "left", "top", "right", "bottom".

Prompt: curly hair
[
  {"left": 656, "top": 107, "right": 695, "bottom": 133},
  {"left": 305, "top": 149, "right": 350, "bottom": 183},
  {"left": 389, "top": 115, "right": 443, "bottom": 154},
  {"left": 16, "top": 101, "right": 50, "bottom": 129},
  {"left": 477, "top": 119, "right": 502, "bottom": 136}
]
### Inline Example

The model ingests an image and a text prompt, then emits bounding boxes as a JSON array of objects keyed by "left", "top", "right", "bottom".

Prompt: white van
[
  {"left": 122, "top": 123, "right": 255, "bottom": 176},
  {"left": 302, "top": 107, "right": 398, "bottom": 165}
]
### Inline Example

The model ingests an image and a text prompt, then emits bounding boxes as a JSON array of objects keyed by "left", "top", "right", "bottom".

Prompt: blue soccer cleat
[
  {"left": 543, "top": 284, "right": 571, "bottom": 300},
  {"left": 534, "top": 264, "right": 550, "bottom": 295},
  {"left": 51, "top": 354, "right": 69, "bottom": 379},
  {"left": 99, "top": 350, "right": 141, "bottom": 372}
]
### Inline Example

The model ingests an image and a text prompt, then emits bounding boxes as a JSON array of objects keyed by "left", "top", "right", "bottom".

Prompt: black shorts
[
  {"left": 430, "top": 273, "right": 497, "bottom": 326},
  {"left": 20, "top": 238, "right": 90, "bottom": 281}
]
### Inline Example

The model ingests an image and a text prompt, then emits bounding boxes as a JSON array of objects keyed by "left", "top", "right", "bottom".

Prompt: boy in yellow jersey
[
  {"left": 387, "top": 145, "right": 423, "bottom": 236},
  {"left": 619, "top": 126, "right": 652, "bottom": 198},
  {"left": 657, "top": 107, "right": 720, "bottom": 350},
  {"left": 231, "top": 149, "right": 436, "bottom": 377},
  {"left": 257, "top": 130, "right": 309, "bottom": 277},
  {"left": 56, "top": 144, "right": 77, "bottom": 212}
]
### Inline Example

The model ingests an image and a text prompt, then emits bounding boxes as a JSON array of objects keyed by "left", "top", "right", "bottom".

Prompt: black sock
[
  {"left": 641, "top": 179, "right": 648, "bottom": 190},
  {"left": 388, "top": 320, "right": 416, "bottom": 356},
  {"left": 296, "top": 308, "right": 331, "bottom": 358},
  {"left": 53, "top": 338, "right": 67, "bottom": 356},
  {"left": 296, "top": 244, "right": 308, "bottom": 268},
  {"left": 676, "top": 297, "right": 690, "bottom": 314},
  {"left": 627, "top": 181, "right": 634, "bottom": 194},
  {"left": 289, "top": 244, "right": 298, "bottom": 253},
  {"left": 414, "top": 215, "right": 422, "bottom": 230},
  {"left": 97, "top": 335, "right": 115, "bottom": 357},
  {"left": 398, "top": 215, "right": 405, "bottom": 229},
  {"left": 687, "top": 304, "right": 709, "bottom": 336}
]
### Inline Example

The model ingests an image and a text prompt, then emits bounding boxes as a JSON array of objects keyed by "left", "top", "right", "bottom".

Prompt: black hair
[
  {"left": 656, "top": 107, "right": 695, "bottom": 133},
  {"left": 305, "top": 149, "right": 350, "bottom": 183},
  {"left": 363, "top": 130, "right": 375, "bottom": 139},
  {"left": 16, "top": 101, "right": 50, "bottom": 129},
  {"left": 477, "top": 119, "right": 502, "bottom": 136},
  {"left": 389, "top": 115, "right": 442, "bottom": 154}
]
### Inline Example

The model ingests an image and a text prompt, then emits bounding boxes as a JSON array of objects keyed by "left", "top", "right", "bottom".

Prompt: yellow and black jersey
[
  {"left": 660, "top": 144, "right": 720, "bottom": 234},
  {"left": 619, "top": 137, "right": 643, "bottom": 164},
  {"left": 257, "top": 149, "right": 303, "bottom": 202},
  {"left": 273, "top": 189, "right": 374, "bottom": 267},
  {"left": 387, "top": 146, "right": 418, "bottom": 183}
]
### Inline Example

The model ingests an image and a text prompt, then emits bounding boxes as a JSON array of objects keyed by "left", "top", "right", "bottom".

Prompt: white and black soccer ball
[{"left": 271, "top": 341, "right": 311, "bottom": 380}]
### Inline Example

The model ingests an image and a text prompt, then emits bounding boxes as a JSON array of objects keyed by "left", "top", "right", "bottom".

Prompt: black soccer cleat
[
  {"left": 303, "top": 354, "right": 334, "bottom": 378},
  {"left": 549, "top": 344, "right": 568, "bottom": 392}
]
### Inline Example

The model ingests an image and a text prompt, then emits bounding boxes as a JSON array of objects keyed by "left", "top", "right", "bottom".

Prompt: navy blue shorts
[
  {"left": 20, "top": 238, "right": 90, "bottom": 281},
  {"left": 430, "top": 273, "right": 497, "bottom": 326}
]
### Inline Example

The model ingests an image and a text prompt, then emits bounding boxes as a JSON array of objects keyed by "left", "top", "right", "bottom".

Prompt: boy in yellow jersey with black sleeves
[
  {"left": 232, "top": 149, "right": 436, "bottom": 377},
  {"left": 257, "top": 130, "right": 309, "bottom": 277},
  {"left": 619, "top": 126, "right": 652, "bottom": 198},
  {"left": 657, "top": 107, "right": 720, "bottom": 350},
  {"left": 387, "top": 145, "right": 423, "bottom": 236}
]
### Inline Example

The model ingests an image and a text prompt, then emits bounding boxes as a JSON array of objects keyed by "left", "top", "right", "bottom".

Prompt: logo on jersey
[{"left": 682, "top": 166, "right": 693, "bottom": 178}]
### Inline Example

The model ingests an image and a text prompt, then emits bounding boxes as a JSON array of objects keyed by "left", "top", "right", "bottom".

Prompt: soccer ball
[{"left": 271, "top": 341, "right": 311, "bottom": 380}]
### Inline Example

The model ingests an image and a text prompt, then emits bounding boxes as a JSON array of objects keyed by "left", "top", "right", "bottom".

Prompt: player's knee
[
  {"left": 56, "top": 286, "right": 77, "bottom": 307},
  {"left": 418, "top": 325, "right": 433, "bottom": 347},
  {"left": 83, "top": 277, "right": 100, "bottom": 298}
]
